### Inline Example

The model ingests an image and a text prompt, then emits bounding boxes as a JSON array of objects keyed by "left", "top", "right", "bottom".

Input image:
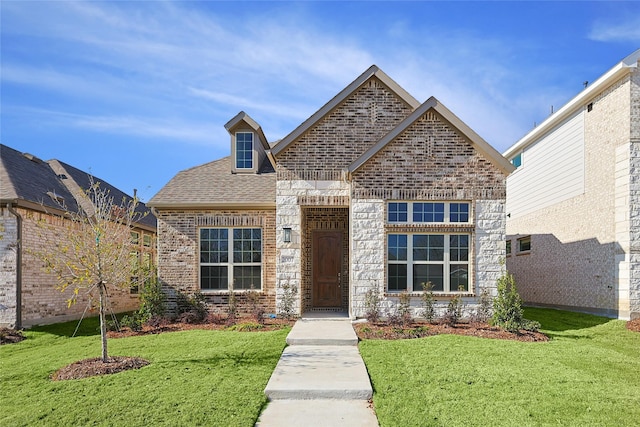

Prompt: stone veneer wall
[
  {"left": 0, "top": 208, "right": 18, "bottom": 327},
  {"left": 4, "top": 208, "right": 141, "bottom": 327},
  {"left": 350, "top": 199, "right": 506, "bottom": 318},
  {"left": 156, "top": 209, "right": 277, "bottom": 314},
  {"left": 275, "top": 180, "right": 350, "bottom": 315},
  {"left": 507, "top": 73, "right": 634, "bottom": 318}
]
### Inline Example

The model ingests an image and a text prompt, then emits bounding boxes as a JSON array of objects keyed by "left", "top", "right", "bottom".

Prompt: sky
[{"left": 2, "top": 1, "right": 640, "bottom": 201}]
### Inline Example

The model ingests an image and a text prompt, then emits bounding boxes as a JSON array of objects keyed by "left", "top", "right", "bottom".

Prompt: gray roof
[
  {"left": 0, "top": 143, "right": 156, "bottom": 230},
  {"left": 147, "top": 156, "right": 275, "bottom": 208}
]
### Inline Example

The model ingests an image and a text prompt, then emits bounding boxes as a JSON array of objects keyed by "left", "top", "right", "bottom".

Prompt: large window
[
  {"left": 388, "top": 202, "right": 470, "bottom": 224},
  {"left": 387, "top": 233, "right": 470, "bottom": 293},
  {"left": 200, "top": 228, "right": 262, "bottom": 290},
  {"left": 235, "top": 132, "right": 253, "bottom": 169}
]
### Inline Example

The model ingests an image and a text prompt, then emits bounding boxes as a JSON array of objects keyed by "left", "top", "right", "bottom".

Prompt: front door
[{"left": 312, "top": 231, "right": 343, "bottom": 307}]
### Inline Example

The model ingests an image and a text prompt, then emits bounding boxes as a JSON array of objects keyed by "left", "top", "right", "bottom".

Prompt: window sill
[
  {"left": 200, "top": 289, "right": 263, "bottom": 294},
  {"left": 516, "top": 251, "right": 530, "bottom": 256},
  {"left": 385, "top": 292, "right": 475, "bottom": 298}
]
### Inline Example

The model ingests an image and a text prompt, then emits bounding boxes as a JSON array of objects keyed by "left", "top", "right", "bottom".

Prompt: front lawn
[
  {"left": 0, "top": 317, "right": 289, "bottom": 426},
  {"left": 360, "top": 308, "right": 640, "bottom": 427}
]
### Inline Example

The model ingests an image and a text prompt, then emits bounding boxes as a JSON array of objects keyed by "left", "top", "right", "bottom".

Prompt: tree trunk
[{"left": 98, "top": 282, "right": 108, "bottom": 363}]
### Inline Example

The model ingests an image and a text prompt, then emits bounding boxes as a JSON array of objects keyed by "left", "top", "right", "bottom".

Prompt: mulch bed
[
  {"left": 353, "top": 321, "right": 549, "bottom": 342},
  {"left": 627, "top": 318, "right": 640, "bottom": 333},
  {"left": 0, "top": 327, "right": 26, "bottom": 345},
  {"left": 51, "top": 356, "right": 150, "bottom": 381}
]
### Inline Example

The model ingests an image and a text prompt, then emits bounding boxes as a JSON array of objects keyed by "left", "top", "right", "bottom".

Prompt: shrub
[
  {"left": 397, "top": 291, "right": 412, "bottom": 326},
  {"left": 490, "top": 269, "right": 540, "bottom": 333},
  {"left": 364, "top": 287, "right": 382, "bottom": 323},
  {"left": 120, "top": 314, "right": 143, "bottom": 332},
  {"left": 176, "top": 292, "right": 208, "bottom": 324},
  {"left": 420, "top": 281, "right": 436, "bottom": 323},
  {"left": 442, "top": 293, "right": 463, "bottom": 326},
  {"left": 226, "top": 286, "right": 238, "bottom": 326},
  {"left": 137, "top": 278, "right": 166, "bottom": 323},
  {"left": 277, "top": 281, "right": 298, "bottom": 320},
  {"left": 471, "top": 287, "right": 493, "bottom": 323},
  {"left": 246, "top": 287, "right": 265, "bottom": 324},
  {"left": 227, "top": 322, "right": 264, "bottom": 332}
]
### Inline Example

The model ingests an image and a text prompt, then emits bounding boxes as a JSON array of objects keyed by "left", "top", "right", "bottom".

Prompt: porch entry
[{"left": 312, "top": 231, "right": 343, "bottom": 307}]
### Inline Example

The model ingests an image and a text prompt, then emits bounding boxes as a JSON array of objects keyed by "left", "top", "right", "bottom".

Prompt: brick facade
[
  {"left": 156, "top": 209, "right": 277, "bottom": 314},
  {"left": 1, "top": 207, "right": 143, "bottom": 327}
]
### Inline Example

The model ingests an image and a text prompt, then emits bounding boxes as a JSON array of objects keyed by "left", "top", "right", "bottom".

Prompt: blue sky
[{"left": 2, "top": 1, "right": 639, "bottom": 201}]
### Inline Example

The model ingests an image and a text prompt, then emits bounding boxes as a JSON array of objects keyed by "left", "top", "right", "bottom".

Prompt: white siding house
[{"left": 504, "top": 49, "right": 640, "bottom": 320}]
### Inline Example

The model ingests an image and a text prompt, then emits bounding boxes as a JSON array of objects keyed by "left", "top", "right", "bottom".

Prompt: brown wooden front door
[{"left": 312, "top": 231, "right": 343, "bottom": 307}]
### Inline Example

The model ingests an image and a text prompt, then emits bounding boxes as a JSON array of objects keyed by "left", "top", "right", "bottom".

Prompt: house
[
  {"left": 0, "top": 144, "right": 157, "bottom": 328},
  {"left": 148, "top": 66, "right": 514, "bottom": 318},
  {"left": 504, "top": 48, "right": 640, "bottom": 320}
]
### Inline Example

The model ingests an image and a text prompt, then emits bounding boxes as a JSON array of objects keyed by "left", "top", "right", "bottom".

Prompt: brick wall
[
  {"left": 156, "top": 209, "right": 277, "bottom": 314},
  {"left": 276, "top": 77, "right": 413, "bottom": 179},
  {"left": 16, "top": 208, "right": 142, "bottom": 327}
]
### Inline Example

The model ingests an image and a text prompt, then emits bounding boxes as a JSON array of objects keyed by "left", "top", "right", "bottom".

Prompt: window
[
  {"left": 235, "top": 132, "right": 253, "bottom": 169},
  {"left": 387, "top": 233, "right": 469, "bottom": 293},
  {"left": 517, "top": 236, "right": 531, "bottom": 253},
  {"left": 388, "top": 202, "right": 407, "bottom": 222},
  {"left": 511, "top": 153, "right": 522, "bottom": 168},
  {"left": 143, "top": 234, "right": 152, "bottom": 247},
  {"left": 130, "top": 231, "right": 139, "bottom": 245},
  {"left": 200, "top": 228, "right": 262, "bottom": 291},
  {"left": 506, "top": 240, "right": 512, "bottom": 256},
  {"left": 387, "top": 202, "right": 470, "bottom": 224}
]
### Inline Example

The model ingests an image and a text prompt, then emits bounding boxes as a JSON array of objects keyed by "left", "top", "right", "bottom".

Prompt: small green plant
[
  {"left": 472, "top": 286, "right": 493, "bottom": 323},
  {"left": 397, "top": 291, "right": 412, "bottom": 326},
  {"left": 246, "top": 286, "right": 265, "bottom": 324},
  {"left": 227, "top": 322, "right": 265, "bottom": 332},
  {"left": 277, "top": 281, "right": 298, "bottom": 320},
  {"left": 120, "top": 314, "right": 143, "bottom": 332},
  {"left": 226, "top": 282, "right": 238, "bottom": 326},
  {"left": 137, "top": 277, "right": 166, "bottom": 323},
  {"left": 420, "top": 281, "right": 436, "bottom": 323},
  {"left": 176, "top": 292, "right": 208, "bottom": 324},
  {"left": 490, "top": 269, "right": 540, "bottom": 333},
  {"left": 442, "top": 290, "right": 463, "bottom": 326},
  {"left": 364, "top": 287, "right": 382, "bottom": 323}
]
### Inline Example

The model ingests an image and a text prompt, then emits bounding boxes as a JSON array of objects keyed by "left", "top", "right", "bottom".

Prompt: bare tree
[{"left": 31, "top": 178, "right": 147, "bottom": 362}]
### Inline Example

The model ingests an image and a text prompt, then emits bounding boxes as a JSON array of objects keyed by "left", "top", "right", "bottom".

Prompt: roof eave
[
  {"left": 225, "top": 111, "right": 270, "bottom": 150},
  {"left": 348, "top": 97, "right": 515, "bottom": 176},
  {"left": 148, "top": 202, "right": 276, "bottom": 210},
  {"left": 271, "top": 65, "right": 421, "bottom": 157},
  {"left": 503, "top": 49, "right": 640, "bottom": 159}
]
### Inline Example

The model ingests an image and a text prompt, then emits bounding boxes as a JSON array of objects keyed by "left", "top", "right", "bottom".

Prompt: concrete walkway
[{"left": 256, "top": 315, "right": 378, "bottom": 427}]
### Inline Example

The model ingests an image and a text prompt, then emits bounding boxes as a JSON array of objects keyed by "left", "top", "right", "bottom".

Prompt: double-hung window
[
  {"left": 200, "top": 228, "right": 262, "bottom": 291},
  {"left": 235, "top": 132, "right": 253, "bottom": 169},
  {"left": 387, "top": 233, "right": 470, "bottom": 292}
]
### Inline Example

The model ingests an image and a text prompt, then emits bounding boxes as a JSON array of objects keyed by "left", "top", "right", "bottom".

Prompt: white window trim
[
  {"left": 387, "top": 201, "right": 471, "bottom": 224},
  {"left": 387, "top": 233, "right": 471, "bottom": 293},
  {"left": 234, "top": 131, "right": 254, "bottom": 171},
  {"left": 199, "top": 227, "right": 263, "bottom": 292}
]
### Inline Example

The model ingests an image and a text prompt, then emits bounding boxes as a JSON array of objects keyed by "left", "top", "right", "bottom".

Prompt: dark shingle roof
[
  {"left": 0, "top": 143, "right": 156, "bottom": 229},
  {"left": 148, "top": 156, "right": 275, "bottom": 208},
  {"left": 0, "top": 144, "right": 79, "bottom": 212}
]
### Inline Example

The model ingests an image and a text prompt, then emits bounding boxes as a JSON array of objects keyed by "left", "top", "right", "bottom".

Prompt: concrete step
[
  {"left": 255, "top": 399, "right": 378, "bottom": 427},
  {"left": 264, "top": 345, "right": 373, "bottom": 400},
  {"left": 286, "top": 319, "right": 359, "bottom": 346}
]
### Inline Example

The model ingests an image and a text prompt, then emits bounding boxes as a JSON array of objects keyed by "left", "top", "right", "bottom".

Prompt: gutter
[{"left": 6, "top": 203, "right": 22, "bottom": 330}]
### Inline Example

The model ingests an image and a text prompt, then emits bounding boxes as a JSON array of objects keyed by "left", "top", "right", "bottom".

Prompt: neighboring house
[
  {"left": 504, "top": 49, "right": 640, "bottom": 320},
  {"left": 0, "top": 144, "right": 156, "bottom": 328},
  {"left": 149, "top": 66, "right": 514, "bottom": 318}
]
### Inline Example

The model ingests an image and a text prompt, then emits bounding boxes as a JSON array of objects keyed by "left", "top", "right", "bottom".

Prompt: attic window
[
  {"left": 587, "top": 103, "right": 593, "bottom": 112},
  {"left": 57, "top": 174, "right": 68, "bottom": 180},
  {"left": 235, "top": 132, "right": 253, "bottom": 169}
]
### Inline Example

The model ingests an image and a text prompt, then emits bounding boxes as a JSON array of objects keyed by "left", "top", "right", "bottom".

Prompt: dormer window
[{"left": 235, "top": 132, "right": 253, "bottom": 170}]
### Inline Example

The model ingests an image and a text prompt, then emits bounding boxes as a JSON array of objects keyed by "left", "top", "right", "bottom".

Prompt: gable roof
[
  {"left": 348, "top": 97, "right": 515, "bottom": 176},
  {"left": 147, "top": 156, "right": 275, "bottom": 209},
  {"left": 0, "top": 143, "right": 156, "bottom": 230},
  {"left": 270, "top": 65, "right": 421, "bottom": 156},
  {"left": 224, "top": 111, "right": 270, "bottom": 151},
  {"left": 504, "top": 48, "right": 640, "bottom": 159}
]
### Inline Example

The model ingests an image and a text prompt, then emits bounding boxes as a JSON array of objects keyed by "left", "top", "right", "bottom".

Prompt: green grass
[
  {"left": 360, "top": 308, "right": 640, "bottom": 427},
  {"left": 0, "top": 317, "right": 289, "bottom": 426}
]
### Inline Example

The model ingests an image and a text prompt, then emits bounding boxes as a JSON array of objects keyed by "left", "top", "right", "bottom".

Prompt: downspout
[{"left": 7, "top": 203, "right": 22, "bottom": 330}]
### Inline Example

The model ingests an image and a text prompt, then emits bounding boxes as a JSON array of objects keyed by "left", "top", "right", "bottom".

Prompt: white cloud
[{"left": 589, "top": 16, "right": 640, "bottom": 42}]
